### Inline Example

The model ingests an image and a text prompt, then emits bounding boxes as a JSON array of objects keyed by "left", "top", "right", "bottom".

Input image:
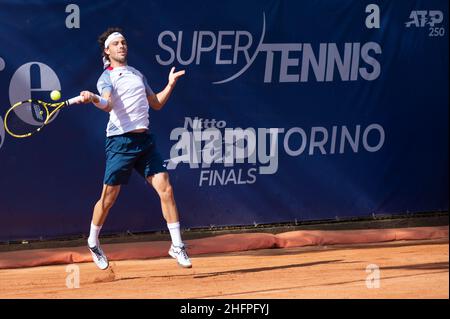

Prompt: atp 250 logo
[
  {"left": 405, "top": 10, "right": 446, "bottom": 37},
  {"left": 0, "top": 60, "right": 61, "bottom": 151}
]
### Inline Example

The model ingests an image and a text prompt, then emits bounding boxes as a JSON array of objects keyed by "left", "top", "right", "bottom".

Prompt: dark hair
[{"left": 98, "top": 27, "right": 124, "bottom": 63}]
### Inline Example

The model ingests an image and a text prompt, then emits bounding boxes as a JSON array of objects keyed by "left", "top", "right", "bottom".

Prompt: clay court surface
[{"left": 0, "top": 238, "right": 448, "bottom": 299}]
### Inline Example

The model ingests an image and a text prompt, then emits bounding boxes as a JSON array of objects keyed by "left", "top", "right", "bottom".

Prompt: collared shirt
[{"left": 97, "top": 65, "right": 154, "bottom": 137}]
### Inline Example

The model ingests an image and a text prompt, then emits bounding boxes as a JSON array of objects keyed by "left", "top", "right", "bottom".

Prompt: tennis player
[{"left": 78, "top": 27, "right": 191, "bottom": 270}]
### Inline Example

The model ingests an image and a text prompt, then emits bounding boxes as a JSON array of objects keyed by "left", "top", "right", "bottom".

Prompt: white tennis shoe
[
  {"left": 88, "top": 244, "right": 109, "bottom": 270},
  {"left": 168, "top": 244, "right": 192, "bottom": 268}
]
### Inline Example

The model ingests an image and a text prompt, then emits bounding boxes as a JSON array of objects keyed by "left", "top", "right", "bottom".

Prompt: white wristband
[{"left": 93, "top": 95, "right": 108, "bottom": 109}]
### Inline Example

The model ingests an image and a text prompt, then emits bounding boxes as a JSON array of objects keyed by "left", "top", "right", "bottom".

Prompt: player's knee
[
  {"left": 100, "top": 189, "right": 119, "bottom": 210},
  {"left": 103, "top": 198, "right": 116, "bottom": 210},
  {"left": 99, "top": 186, "right": 120, "bottom": 210},
  {"left": 159, "top": 184, "right": 174, "bottom": 202},
  {"left": 98, "top": 196, "right": 115, "bottom": 211}
]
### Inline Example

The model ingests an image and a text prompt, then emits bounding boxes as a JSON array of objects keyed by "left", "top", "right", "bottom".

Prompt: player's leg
[
  {"left": 88, "top": 134, "right": 136, "bottom": 270},
  {"left": 136, "top": 133, "right": 192, "bottom": 268},
  {"left": 88, "top": 184, "right": 121, "bottom": 247},
  {"left": 147, "top": 172, "right": 179, "bottom": 223},
  {"left": 87, "top": 184, "right": 121, "bottom": 270},
  {"left": 147, "top": 172, "right": 192, "bottom": 268}
]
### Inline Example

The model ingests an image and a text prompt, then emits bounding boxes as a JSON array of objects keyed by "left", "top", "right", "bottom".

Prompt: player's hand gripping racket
[{"left": 3, "top": 96, "right": 82, "bottom": 138}]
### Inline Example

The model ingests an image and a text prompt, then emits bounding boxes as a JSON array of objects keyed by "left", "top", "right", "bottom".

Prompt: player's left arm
[{"left": 147, "top": 67, "right": 185, "bottom": 110}]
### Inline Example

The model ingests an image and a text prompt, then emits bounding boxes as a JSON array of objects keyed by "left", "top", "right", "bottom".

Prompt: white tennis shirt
[{"left": 96, "top": 65, "right": 154, "bottom": 137}]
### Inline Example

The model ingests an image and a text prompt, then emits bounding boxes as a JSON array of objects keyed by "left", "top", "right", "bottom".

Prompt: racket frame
[{"left": 3, "top": 96, "right": 81, "bottom": 138}]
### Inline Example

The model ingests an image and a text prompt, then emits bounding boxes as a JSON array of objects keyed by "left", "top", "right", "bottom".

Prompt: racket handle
[{"left": 67, "top": 96, "right": 83, "bottom": 105}]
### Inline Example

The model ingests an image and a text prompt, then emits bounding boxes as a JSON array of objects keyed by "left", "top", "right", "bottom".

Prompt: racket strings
[{"left": 32, "top": 103, "right": 45, "bottom": 121}]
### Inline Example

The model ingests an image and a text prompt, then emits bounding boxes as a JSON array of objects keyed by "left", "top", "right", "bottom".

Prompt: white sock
[
  {"left": 167, "top": 222, "right": 183, "bottom": 247},
  {"left": 88, "top": 222, "right": 102, "bottom": 248}
]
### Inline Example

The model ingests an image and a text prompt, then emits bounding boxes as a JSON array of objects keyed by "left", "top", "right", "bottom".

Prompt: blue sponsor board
[{"left": 0, "top": 0, "right": 448, "bottom": 240}]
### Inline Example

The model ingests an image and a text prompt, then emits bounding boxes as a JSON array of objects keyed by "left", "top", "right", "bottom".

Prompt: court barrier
[{"left": 0, "top": 226, "right": 447, "bottom": 269}]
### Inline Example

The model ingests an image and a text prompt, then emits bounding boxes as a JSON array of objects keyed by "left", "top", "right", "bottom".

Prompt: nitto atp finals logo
[
  {"left": 166, "top": 117, "right": 385, "bottom": 187},
  {"left": 156, "top": 12, "right": 383, "bottom": 84}
]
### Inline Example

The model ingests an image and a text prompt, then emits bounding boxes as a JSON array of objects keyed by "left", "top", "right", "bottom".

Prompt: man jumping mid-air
[{"left": 79, "top": 27, "right": 191, "bottom": 270}]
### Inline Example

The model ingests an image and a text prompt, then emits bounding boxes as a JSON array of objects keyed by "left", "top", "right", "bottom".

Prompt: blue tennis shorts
[{"left": 103, "top": 132, "right": 167, "bottom": 185}]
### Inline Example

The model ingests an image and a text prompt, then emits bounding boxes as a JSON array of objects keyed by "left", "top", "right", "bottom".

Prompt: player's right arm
[
  {"left": 80, "top": 91, "right": 113, "bottom": 113},
  {"left": 79, "top": 70, "right": 114, "bottom": 112}
]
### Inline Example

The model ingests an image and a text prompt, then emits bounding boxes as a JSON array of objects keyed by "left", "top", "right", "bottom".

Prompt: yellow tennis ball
[{"left": 50, "top": 90, "right": 61, "bottom": 101}]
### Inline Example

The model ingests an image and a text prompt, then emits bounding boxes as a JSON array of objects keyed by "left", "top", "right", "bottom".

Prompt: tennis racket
[{"left": 3, "top": 96, "right": 82, "bottom": 138}]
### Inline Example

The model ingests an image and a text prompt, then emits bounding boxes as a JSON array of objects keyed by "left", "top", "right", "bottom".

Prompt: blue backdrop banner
[{"left": 0, "top": 0, "right": 448, "bottom": 241}]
